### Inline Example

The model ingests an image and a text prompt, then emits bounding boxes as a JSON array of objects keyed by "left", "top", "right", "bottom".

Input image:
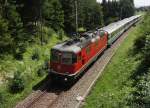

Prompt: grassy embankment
[
  {"left": 0, "top": 30, "right": 68, "bottom": 108},
  {"left": 83, "top": 21, "right": 143, "bottom": 107}
]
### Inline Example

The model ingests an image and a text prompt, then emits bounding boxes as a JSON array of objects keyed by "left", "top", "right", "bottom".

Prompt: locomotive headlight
[{"left": 64, "top": 78, "right": 68, "bottom": 81}]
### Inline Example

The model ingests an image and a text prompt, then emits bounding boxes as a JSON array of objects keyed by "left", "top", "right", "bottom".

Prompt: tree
[
  {"left": 102, "top": 0, "right": 135, "bottom": 25},
  {"left": 120, "top": 0, "right": 135, "bottom": 19},
  {"left": 60, "top": 0, "right": 75, "bottom": 33},
  {"left": 0, "top": 16, "right": 12, "bottom": 53},
  {"left": 60, "top": 0, "right": 103, "bottom": 33},
  {"left": 102, "top": 0, "right": 120, "bottom": 25},
  {"left": 42, "top": 0, "right": 64, "bottom": 31}
]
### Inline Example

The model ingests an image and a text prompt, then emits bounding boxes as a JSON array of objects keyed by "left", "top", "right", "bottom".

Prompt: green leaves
[
  {"left": 9, "top": 71, "right": 25, "bottom": 93},
  {"left": 42, "top": 0, "right": 64, "bottom": 31},
  {"left": 127, "top": 12, "right": 150, "bottom": 107},
  {"left": 60, "top": 0, "right": 103, "bottom": 33},
  {"left": 102, "top": 0, "right": 135, "bottom": 25}
]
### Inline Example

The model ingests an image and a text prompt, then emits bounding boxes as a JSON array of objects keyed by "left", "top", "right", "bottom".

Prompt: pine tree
[
  {"left": 0, "top": 16, "right": 12, "bottom": 53},
  {"left": 120, "top": 0, "right": 135, "bottom": 19},
  {"left": 42, "top": 0, "right": 64, "bottom": 31},
  {"left": 60, "top": 0, "right": 75, "bottom": 33}
]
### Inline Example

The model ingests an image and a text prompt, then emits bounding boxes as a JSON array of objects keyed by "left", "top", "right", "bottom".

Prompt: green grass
[
  {"left": 0, "top": 32, "right": 68, "bottom": 108},
  {"left": 83, "top": 24, "right": 142, "bottom": 108}
]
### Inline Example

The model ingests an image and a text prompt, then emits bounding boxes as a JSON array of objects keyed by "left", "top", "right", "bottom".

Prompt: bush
[
  {"left": 9, "top": 72, "right": 25, "bottom": 93},
  {"left": 78, "top": 27, "right": 86, "bottom": 33},
  {"left": 0, "top": 91, "right": 5, "bottom": 104},
  {"left": 14, "top": 45, "right": 26, "bottom": 60},
  {"left": 133, "top": 35, "right": 146, "bottom": 54},
  {"left": 143, "top": 35, "right": 150, "bottom": 63},
  {"left": 32, "top": 48, "right": 40, "bottom": 61},
  {"left": 37, "top": 60, "right": 49, "bottom": 77},
  {"left": 37, "top": 67, "right": 45, "bottom": 77},
  {"left": 44, "top": 59, "right": 49, "bottom": 70}
]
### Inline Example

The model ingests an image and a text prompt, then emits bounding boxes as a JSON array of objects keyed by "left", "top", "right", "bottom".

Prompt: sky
[{"left": 97, "top": 0, "right": 150, "bottom": 8}]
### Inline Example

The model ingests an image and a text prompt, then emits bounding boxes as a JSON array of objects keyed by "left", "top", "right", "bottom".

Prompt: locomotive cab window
[
  {"left": 51, "top": 49, "right": 60, "bottom": 62},
  {"left": 62, "top": 52, "right": 77, "bottom": 65}
]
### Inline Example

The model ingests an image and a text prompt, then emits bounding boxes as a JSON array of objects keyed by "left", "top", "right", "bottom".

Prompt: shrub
[
  {"left": 133, "top": 35, "right": 146, "bottom": 54},
  {"left": 9, "top": 72, "right": 25, "bottom": 93},
  {"left": 0, "top": 91, "right": 5, "bottom": 104},
  {"left": 143, "top": 35, "right": 150, "bottom": 63},
  {"left": 44, "top": 59, "right": 49, "bottom": 70},
  {"left": 37, "top": 67, "right": 45, "bottom": 77},
  {"left": 37, "top": 60, "right": 49, "bottom": 77},
  {"left": 32, "top": 48, "right": 40, "bottom": 61}
]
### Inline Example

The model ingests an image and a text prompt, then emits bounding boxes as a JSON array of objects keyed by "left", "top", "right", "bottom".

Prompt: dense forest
[{"left": 0, "top": 0, "right": 135, "bottom": 57}]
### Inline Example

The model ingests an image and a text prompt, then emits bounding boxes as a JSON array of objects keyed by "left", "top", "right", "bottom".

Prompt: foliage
[
  {"left": 31, "top": 48, "right": 40, "bottom": 61},
  {"left": 0, "top": 91, "right": 5, "bottom": 104},
  {"left": 42, "top": 0, "right": 64, "bottom": 31},
  {"left": 9, "top": 71, "right": 25, "bottom": 93},
  {"left": 120, "top": 0, "right": 135, "bottom": 19},
  {"left": 127, "top": 12, "right": 150, "bottom": 107},
  {"left": 102, "top": 0, "right": 135, "bottom": 25},
  {"left": 0, "top": 16, "right": 12, "bottom": 53},
  {"left": 60, "top": 0, "right": 103, "bottom": 33},
  {"left": 0, "top": 0, "right": 136, "bottom": 56},
  {"left": 37, "top": 65, "right": 47, "bottom": 77}
]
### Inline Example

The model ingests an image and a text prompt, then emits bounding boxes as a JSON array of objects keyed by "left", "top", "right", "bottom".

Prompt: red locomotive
[{"left": 49, "top": 15, "right": 141, "bottom": 81}]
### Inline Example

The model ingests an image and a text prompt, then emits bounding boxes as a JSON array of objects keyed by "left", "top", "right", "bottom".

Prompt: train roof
[
  {"left": 52, "top": 15, "right": 141, "bottom": 53},
  {"left": 100, "top": 15, "right": 141, "bottom": 34}
]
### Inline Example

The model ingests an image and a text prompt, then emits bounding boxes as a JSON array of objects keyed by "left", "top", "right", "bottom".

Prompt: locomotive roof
[
  {"left": 52, "top": 32, "right": 95, "bottom": 53},
  {"left": 53, "top": 42, "right": 81, "bottom": 53}
]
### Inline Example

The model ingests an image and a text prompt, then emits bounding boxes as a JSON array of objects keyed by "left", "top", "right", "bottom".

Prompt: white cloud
[{"left": 97, "top": 0, "right": 150, "bottom": 8}]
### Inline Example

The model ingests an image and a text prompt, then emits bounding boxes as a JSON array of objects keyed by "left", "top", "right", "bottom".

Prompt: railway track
[
  {"left": 26, "top": 89, "right": 60, "bottom": 108},
  {"left": 15, "top": 78, "right": 66, "bottom": 108},
  {"left": 15, "top": 24, "right": 138, "bottom": 108}
]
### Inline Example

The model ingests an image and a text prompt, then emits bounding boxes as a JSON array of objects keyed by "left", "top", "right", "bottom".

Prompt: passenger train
[{"left": 49, "top": 15, "right": 141, "bottom": 81}]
